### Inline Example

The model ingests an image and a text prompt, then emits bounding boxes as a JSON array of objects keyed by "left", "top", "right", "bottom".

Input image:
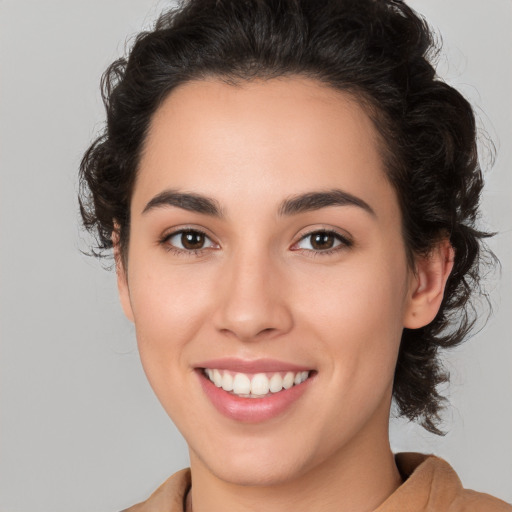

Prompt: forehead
[{"left": 135, "top": 76, "right": 397, "bottom": 219}]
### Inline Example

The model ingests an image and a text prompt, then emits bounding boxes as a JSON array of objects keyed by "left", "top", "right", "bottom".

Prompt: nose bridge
[{"left": 213, "top": 242, "right": 293, "bottom": 341}]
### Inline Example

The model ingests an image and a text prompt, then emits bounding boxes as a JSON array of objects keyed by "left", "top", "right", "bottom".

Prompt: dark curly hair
[{"left": 79, "top": 0, "right": 494, "bottom": 434}]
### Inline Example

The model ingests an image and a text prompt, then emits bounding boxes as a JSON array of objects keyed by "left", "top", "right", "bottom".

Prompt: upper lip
[{"left": 194, "top": 357, "right": 313, "bottom": 373}]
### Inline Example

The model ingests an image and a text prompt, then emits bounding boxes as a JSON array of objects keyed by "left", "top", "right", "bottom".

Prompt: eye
[
  {"left": 162, "top": 229, "right": 217, "bottom": 253},
  {"left": 293, "top": 229, "right": 352, "bottom": 254}
]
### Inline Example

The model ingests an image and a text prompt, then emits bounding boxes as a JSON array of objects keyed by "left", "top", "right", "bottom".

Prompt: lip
[
  {"left": 194, "top": 357, "right": 312, "bottom": 374},
  {"left": 195, "top": 358, "right": 316, "bottom": 423}
]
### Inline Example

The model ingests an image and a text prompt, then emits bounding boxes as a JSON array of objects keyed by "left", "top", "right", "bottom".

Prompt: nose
[{"left": 212, "top": 248, "right": 294, "bottom": 342}]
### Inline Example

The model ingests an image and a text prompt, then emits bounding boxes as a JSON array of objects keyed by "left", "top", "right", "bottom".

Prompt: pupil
[
  {"left": 312, "top": 232, "right": 334, "bottom": 250},
  {"left": 182, "top": 231, "right": 204, "bottom": 250}
]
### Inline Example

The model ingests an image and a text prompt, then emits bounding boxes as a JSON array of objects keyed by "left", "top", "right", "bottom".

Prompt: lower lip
[{"left": 197, "top": 370, "right": 314, "bottom": 423}]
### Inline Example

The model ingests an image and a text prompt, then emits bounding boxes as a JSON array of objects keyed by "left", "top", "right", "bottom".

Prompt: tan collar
[{"left": 121, "top": 453, "right": 511, "bottom": 512}]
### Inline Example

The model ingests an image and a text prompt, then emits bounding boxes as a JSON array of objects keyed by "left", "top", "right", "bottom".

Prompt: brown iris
[
  {"left": 310, "top": 232, "right": 336, "bottom": 250},
  {"left": 181, "top": 231, "right": 205, "bottom": 250}
]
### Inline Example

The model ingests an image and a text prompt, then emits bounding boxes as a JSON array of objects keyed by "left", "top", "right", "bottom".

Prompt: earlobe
[
  {"left": 113, "top": 229, "right": 135, "bottom": 323},
  {"left": 403, "top": 239, "right": 455, "bottom": 329}
]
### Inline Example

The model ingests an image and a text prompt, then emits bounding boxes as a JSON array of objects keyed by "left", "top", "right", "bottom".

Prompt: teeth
[
  {"left": 204, "top": 369, "right": 311, "bottom": 397},
  {"left": 213, "top": 369, "right": 223, "bottom": 387},
  {"left": 283, "top": 371, "right": 294, "bottom": 389},
  {"left": 294, "top": 371, "right": 309, "bottom": 386},
  {"left": 222, "top": 372, "right": 234, "bottom": 391},
  {"left": 233, "top": 373, "right": 251, "bottom": 394},
  {"left": 251, "top": 373, "right": 270, "bottom": 395},
  {"left": 269, "top": 373, "right": 283, "bottom": 393}
]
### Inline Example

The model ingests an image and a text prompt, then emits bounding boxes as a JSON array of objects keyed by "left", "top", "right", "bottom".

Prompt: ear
[
  {"left": 403, "top": 239, "right": 454, "bottom": 329},
  {"left": 113, "top": 229, "right": 134, "bottom": 323}
]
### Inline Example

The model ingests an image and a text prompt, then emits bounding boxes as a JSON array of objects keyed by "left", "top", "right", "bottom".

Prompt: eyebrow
[
  {"left": 142, "top": 188, "right": 375, "bottom": 218},
  {"left": 278, "top": 189, "right": 376, "bottom": 217},
  {"left": 142, "top": 190, "right": 224, "bottom": 217}
]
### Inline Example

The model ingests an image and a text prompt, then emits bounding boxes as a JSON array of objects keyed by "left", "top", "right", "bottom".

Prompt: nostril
[
  {"left": 217, "top": 326, "right": 277, "bottom": 341},
  {"left": 259, "top": 327, "right": 278, "bottom": 336}
]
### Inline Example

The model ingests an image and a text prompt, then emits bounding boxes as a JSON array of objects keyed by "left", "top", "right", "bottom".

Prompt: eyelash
[
  {"left": 159, "top": 228, "right": 353, "bottom": 257},
  {"left": 292, "top": 229, "right": 353, "bottom": 257},
  {"left": 159, "top": 228, "right": 215, "bottom": 257}
]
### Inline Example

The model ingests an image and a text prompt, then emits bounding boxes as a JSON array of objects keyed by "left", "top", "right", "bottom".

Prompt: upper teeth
[{"left": 204, "top": 369, "right": 310, "bottom": 397}]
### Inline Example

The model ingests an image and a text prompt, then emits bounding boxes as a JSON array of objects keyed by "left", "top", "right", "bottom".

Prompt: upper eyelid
[
  {"left": 159, "top": 226, "right": 352, "bottom": 250},
  {"left": 159, "top": 227, "right": 218, "bottom": 251},
  {"left": 166, "top": 228, "right": 214, "bottom": 242},
  {"left": 161, "top": 225, "right": 215, "bottom": 241},
  {"left": 294, "top": 227, "right": 352, "bottom": 244}
]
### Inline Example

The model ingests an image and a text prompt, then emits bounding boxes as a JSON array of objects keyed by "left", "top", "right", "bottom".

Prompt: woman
[{"left": 79, "top": 0, "right": 511, "bottom": 510}]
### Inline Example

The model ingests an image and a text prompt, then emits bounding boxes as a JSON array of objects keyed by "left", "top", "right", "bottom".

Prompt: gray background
[{"left": 0, "top": 0, "right": 510, "bottom": 510}]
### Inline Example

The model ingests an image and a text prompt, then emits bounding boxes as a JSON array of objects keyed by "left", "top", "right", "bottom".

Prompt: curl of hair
[{"left": 79, "top": 0, "right": 495, "bottom": 434}]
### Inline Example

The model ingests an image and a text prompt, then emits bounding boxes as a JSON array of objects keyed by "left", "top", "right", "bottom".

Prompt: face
[{"left": 119, "top": 77, "right": 418, "bottom": 486}]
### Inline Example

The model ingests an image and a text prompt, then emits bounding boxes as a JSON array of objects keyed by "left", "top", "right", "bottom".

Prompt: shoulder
[
  {"left": 450, "top": 489, "right": 512, "bottom": 512},
  {"left": 120, "top": 468, "right": 191, "bottom": 512},
  {"left": 380, "top": 452, "right": 512, "bottom": 512},
  {"left": 118, "top": 457, "right": 511, "bottom": 512}
]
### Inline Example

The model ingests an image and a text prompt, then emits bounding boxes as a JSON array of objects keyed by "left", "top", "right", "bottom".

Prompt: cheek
[
  {"left": 294, "top": 253, "right": 408, "bottom": 385},
  {"left": 126, "top": 265, "right": 219, "bottom": 431},
  {"left": 127, "top": 259, "right": 218, "bottom": 379}
]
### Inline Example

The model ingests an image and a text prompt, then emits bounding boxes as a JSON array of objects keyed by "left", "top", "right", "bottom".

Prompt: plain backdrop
[{"left": 0, "top": 0, "right": 511, "bottom": 510}]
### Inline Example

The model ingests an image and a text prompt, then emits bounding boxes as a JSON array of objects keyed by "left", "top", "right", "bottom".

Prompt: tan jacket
[{"left": 122, "top": 453, "right": 511, "bottom": 511}]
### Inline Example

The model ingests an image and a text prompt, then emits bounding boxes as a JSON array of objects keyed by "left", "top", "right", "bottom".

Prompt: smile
[
  {"left": 195, "top": 359, "right": 316, "bottom": 422},
  {"left": 203, "top": 369, "right": 311, "bottom": 398}
]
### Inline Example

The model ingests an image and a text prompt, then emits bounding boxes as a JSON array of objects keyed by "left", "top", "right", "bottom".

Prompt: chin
[
  {"left": 209, "top": 454, "right": 312, "bottom": 487},
  {"left": 189, "top": 432, "right": 322, "bottom": 487}
]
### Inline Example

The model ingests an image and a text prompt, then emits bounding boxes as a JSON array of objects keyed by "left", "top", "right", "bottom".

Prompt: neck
[{"left": 187, "top": 427, "right": 402, "bottom": 512}]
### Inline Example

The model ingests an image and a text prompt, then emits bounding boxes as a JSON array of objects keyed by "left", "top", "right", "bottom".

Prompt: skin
[{"left": 116, "top": 77, "right": 453, "bottom": 512}]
